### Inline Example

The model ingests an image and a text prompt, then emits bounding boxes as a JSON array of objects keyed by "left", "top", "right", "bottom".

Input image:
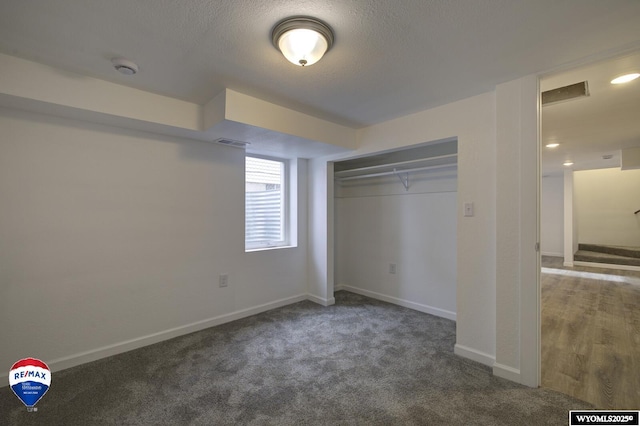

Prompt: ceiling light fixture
[
  {"left": 545, "top": 143, "right": 560, "bottom": 148},
  {"left": 111, "top": 58, "right": 139, "bottom": 75},
  {"left": 563, "top": 161, "right": 574, "bottom": 166},
  {"left": 272, "top": 16, "right": 334, "bottom": 67},
  {"left": 610, "top": 73, "right": 639, "bottom": 84}
]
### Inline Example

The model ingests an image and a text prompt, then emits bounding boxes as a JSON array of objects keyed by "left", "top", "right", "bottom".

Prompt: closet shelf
[{"left": 334, "top": 153, "right": 457, "bottom": 191}]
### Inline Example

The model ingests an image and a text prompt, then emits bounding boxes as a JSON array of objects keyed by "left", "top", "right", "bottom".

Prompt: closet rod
[
  {"left": 334, "top": 153, "right": 458, "bottom": 178},
  {"left": 336, "top": 162, "right": 457, "bottom": 182}
]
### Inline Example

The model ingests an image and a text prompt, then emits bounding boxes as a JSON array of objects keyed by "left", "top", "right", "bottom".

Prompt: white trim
[
  {"left": 574, "top": 261, "right": 640, "bottom": 272},
  {"left": 338, "top": 285, "right": 456, "bottom": 321},
  {"left": 541, "top": 251, "right": 563, "bottom": 257},
  {"left": 493, "top": 363, "right": 522, "bottom": 383},
  {"left": 563, "top": 261, "right": 574, "bottom": 267},
  {"left": 0, "top": 294, "right": 308, "bottom": 386},
  {"left": 520, "top": 74, "right": 541, "bottom": 389},
  {"left": 245, "top": 245, "right": 297, "bottom": 253},
  {"left": 453, "top": 344, "right": 495, "bottom": 367},
  {"left": 307, "top": 294, "right": 336, "bottom": 306}
]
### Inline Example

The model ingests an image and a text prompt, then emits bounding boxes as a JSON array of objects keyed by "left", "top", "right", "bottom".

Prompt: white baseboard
[
  {"left": 493, "top": 362, "right": 521, "bottom": 383},
  {"left": 574, "top": 261, "right": 640, "bottom": 272},
  {"left": 339, "top": 285, "right": 456, "bottom": 321},
  {"left": 0, "top": 294, "right": 308, "bottom": 386},
  {"left": 541, "top": 252, "right": 563, "bottom": 257},
  {"left": 453, "top": 344, "right": 495, "bottom": 367},
  {"left": 307, "top": 294, "right": 336, "bottom": 306}
]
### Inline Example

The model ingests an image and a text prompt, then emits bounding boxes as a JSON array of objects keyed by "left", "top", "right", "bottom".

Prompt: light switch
[{"left": 464, "top": 202, "right": 474, "bottom": 217}]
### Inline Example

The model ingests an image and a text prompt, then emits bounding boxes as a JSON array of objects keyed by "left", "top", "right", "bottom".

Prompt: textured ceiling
[{"left": 1, "top": 0, "right": 640, "bottom": 127}]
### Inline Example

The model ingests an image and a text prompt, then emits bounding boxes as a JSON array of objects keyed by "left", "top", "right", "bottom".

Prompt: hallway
[{"left": 541, "top": 256, "right": 640, "bottom": 408}]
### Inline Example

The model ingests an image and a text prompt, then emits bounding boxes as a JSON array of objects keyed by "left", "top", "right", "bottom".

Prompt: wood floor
[{"left": 541, "top": 256, "right": 640, "bottom": 409}]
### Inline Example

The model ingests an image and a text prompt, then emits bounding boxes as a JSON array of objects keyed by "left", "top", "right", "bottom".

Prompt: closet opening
[{"left": 332, "top": 138, "right": 458, "bottom": 320}]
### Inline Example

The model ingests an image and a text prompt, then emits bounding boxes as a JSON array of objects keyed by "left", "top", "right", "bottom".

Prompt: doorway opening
[{"left": 539, "top": 51, "right": 640, "bottom": 408}]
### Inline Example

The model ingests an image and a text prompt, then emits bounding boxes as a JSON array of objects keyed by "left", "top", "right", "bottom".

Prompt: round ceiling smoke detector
[{"left": 111, "top": 58, "right": 139, "bottom": 75}]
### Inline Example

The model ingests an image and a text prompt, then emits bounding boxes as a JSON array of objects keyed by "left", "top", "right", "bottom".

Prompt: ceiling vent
[
  {"left": 542, "top": 81, "right": 589, "bottom": 106},
  {"left": 213, "top": 138, "right": 250, "bottom": 148}
]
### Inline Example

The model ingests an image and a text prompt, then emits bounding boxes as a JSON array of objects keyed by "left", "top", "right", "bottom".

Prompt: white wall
[
  {"left": 0, "top": 107, "right": 309, "bottom": 379},
  {"left": 574, "top": 167, "right": 640, "bottom": 246},
  {"left": 541, "top": 175, "right": 564, "bottom": 256},
  {"left": 307, "top": 159, "right": 335, "bottom": 306},
  {"left": 334, "top": 168, "right": 457, "bottom": 320}
]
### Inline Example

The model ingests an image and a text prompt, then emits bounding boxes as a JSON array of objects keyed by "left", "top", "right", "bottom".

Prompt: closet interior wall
[{"left": 334, "top": 142, "right": 458, "bottom": 320}]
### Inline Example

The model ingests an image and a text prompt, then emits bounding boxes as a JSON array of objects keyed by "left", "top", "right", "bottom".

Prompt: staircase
[{"left": 574, "top": 244, "right": 640, "bottom": 267}]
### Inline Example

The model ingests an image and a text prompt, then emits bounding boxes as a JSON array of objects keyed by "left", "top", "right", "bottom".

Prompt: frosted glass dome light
[{"left": 272, "top": 17, "right": 334, "bottom": 67}]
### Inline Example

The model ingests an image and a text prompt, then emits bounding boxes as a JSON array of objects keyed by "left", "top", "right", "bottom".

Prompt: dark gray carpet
[{"left": 1, "top": 291, "right": 591, "bottom": 425}]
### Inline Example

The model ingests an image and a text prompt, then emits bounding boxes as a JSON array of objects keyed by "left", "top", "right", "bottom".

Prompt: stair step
[
  {"left": 574, "top": 250, "right": 640, "bottom": 267},
  {"left": 578, "top": 244, "right": 640, "bottom": 259}
]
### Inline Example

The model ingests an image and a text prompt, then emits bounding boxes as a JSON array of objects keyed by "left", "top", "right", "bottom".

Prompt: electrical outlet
[
  {"left": 389, "top": 263, "right": 397, "bottom": 274},
  {"left": 219, "top": 273, "right": 228, "bottom": 288}
]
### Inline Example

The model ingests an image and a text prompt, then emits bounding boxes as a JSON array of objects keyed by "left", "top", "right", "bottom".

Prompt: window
[{"left": 245, "top": 155, "right": 288, "bottom": 250}]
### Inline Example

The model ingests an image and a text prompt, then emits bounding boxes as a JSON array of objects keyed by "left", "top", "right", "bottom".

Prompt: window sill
[{"left": 245, "top": 245, "right": 297, "bottom": 253}]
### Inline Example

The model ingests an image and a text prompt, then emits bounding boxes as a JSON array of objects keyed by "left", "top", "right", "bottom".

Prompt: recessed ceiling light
[
  {"left": 563, "top": 161, "right": 574, "bottom": 166},
  {"left": 610, "top": 73, "right": 639, "bottom": 84},
  {"left": 545, "top": 143, "right": 560, "bottom": 148}
]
